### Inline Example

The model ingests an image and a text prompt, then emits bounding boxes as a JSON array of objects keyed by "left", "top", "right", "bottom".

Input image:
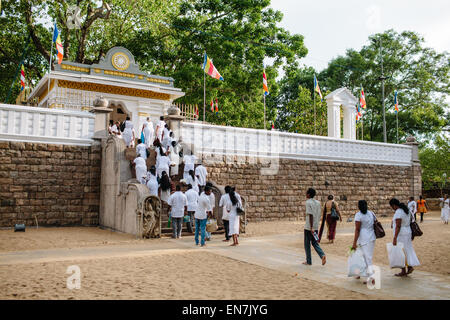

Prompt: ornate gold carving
[
  {"left": 58, "top": 80, "right": 171, "bottom": 100},
  {"left": 104, "top": 70, "right": 136, "bottom": 79},
  {"left": 138, "top": 112, "right": 149, "bottom": 117},
  {"left": 94, "top": 68, "right": 101, "bottom": 73},
  {"left": 147, "top": 77, "right": 170, "bottom": 85},
  {"left": 111, "top": 52, "right": 130, "bottom": 71},
  {"left": 61, "top": 64, "right": 89, "bottom": 73}
]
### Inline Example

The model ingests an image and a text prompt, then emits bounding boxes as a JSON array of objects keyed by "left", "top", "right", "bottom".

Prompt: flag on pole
[
  {"left": 314, "top": 75, "right": 322, "bottom": 101},
  {"left": 360, "top": 87, "right": 366, "bottom": 109},
  {"left": 215, "top": 98, "right": 219, "bottom": 114},
  {"left": 356, "top": 101, "right": 362, "bottom": 121},
  {"left": 203, "top": 53, "right": 223, "bottom": 81},
  {"left": 52, "top": 23, "right": 64, "bottom": 64},
  {"left": 210, "top": 99, "right": 214, "bottom": 112},
  {"left": 20, "top": 64, "right": 26, "bottom": 91},
  {"left": 263, "top": 69, "right": 269, "bottom": 96},
  {"left": 271, "top": 121, "right": 275, "bottom": 130},
  {"left": 394, "top": 90, "right": 399, "bottom": 113},
  {"left": 195, "top": 105, "right": 199, "bottom": 118}
]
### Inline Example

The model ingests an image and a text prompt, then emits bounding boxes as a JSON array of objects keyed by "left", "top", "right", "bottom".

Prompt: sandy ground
[
  {"left": 245, "top": 211, "right": 450, "bottom": 276},
  {"left": 0, "top": 211, "right": 447, "bottom": 300}
]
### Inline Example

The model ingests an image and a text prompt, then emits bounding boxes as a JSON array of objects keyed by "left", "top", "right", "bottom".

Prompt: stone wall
[
  {"left": 0, "top": 141, "right": 101, "bottom": 228},
  {"left": 203, "top": 155, "right": 421, "bottom": 221}
]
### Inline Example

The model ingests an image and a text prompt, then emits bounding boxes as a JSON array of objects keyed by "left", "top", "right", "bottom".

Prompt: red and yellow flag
[
  {"left": 20, "top": 64, "right": 25, "bottom": 91},
  {"left": 203, "top": 53, "right": 223, "bottom": 81}
]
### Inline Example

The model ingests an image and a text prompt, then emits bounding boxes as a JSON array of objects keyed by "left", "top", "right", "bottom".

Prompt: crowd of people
[
  {"left": 303, "top": 187, "right": 426, "bottom": 282},
  {"left": 108, "top": 115, "right": 243, "bottom": 247}
]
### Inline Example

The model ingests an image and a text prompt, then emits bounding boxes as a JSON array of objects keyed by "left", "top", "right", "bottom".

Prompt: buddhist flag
[
  {"left": 215, "top": 98, "right": 219, "bottom": 114},
  {"left": 356, "top": 102, "right": 362, "bottom": 121},
  {"left": 263, "top": 69, "right": 269, "bottom": 96},
  {"left": 394, "top": 91, "right": 399, "bottom": 113},
  {"left": 360, "top": 87, "right": 366, "bottom": 109},
  {"left": 271, "top": 122, "right": 275, "bottom": 130},
  {"left": 20, "top": 64, "right": 25, "bottom": 91},
  {"left": 203, "top": 53, "right": 223, "bottom": 81},
  {"left": 210, "top": 99, "right": 214, "bottom": 112},
  {"left": 314, "top": 75, "right": 322, "bottom": 101},
  {"left": 195, "top": 105, "right": 199, "bottom": 118},
  {"left": 52, "top": 23, "right": 64, "bottom": 64}
]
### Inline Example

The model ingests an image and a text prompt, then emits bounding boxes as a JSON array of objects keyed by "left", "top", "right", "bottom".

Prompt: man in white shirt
[
  {"left": 155, "top": 116, "right": 166, "bottom": 142},
  {"left": 136, "top": 139, "right": 147, "bottom": 160},
  {"left": 203, "top": 182, "right": 215, "bottom": 241},
  {"left": 408, "top": 196, "right": 418, "bottom": 222},
  {"left": 167, "top": 185, "right": 188, "bottom": 239},
  {"left": 303, "top": 188, "right": 326, "bottom": 266},
  {"left": 185, "top": 184, "right": 199, "bottom": 233},
  {"left": 156, "top": 154, "right": 172, "bottom": 179},
  {"left": 195, "top": 163, "right": 207, "bottom": 194},
  {"left": 219, "top": 186, "right": 231, "bottom": 242},
  {"left": 194, "top": 186, "right": 212, "bottom": 247}
]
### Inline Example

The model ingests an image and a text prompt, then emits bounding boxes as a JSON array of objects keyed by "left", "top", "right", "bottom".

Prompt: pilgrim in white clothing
[
  {"left": 156, "top": 155, "right": 171, "bottom": 179},
  {"left": 185, "top": 174, "right": 199, "bottom": 192},
  {"left": 146, "top": 173, "right": 158, "bottom": 196},
  {"left": 354, "top": 210, "right": 376, "bottom": 275},
  {"left": 136, "top": 142, "right": 147, "bottom": 160},
  {"left": 183, "top": 154, "right": 197, "bottom": 180},
  {"left": 226, "top": 192, "right": 242, "bottom": 236},
  {"left": 155, "top": 119, "right": 166, "bottom": 142},
  {"left": 133, "top": 156, "right": 147, "bottom": 184},
  {"left": 195, "top": 165, "right": 207, "bottom": 187},
  {"left": 143, "top": 122, "right": 154, "bottom": 148},
  {"left": 122, "top": 120, "right": 135, "bottom": 147},
  {"left": 393, "top": 208, "right": 420, "bottom": 267},
  {"left": 167, "top": 191, "right": 188, "bottom": 218},
  {"left": 440, "top": 198, "right": 449, "bottom": 223}
]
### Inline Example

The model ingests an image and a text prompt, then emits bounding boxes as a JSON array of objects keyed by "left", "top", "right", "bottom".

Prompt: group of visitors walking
[{"left": 302, "top": 187, "right": 422, "bottom": 282}]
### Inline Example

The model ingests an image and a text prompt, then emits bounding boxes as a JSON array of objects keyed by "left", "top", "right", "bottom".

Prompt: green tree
[
  {"left": 0, "top": 0, "right": 180, "bottom": 102},
  {"left": 124, "top": 0, "right": 307, "bottom": 128},
  {"left": 318, "top": 30, "right": 449, "bottom": 144},
  {"left": 419, "top": 135, "right": 450, "bottom": 194}
]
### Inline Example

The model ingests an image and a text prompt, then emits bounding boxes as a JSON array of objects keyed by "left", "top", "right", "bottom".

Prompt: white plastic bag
[
  {"left": 386, "top": 242, "right": 406, "bottom": 268},
  {"left": 347, "top": 248, "right": 367, "bottom": 277}
]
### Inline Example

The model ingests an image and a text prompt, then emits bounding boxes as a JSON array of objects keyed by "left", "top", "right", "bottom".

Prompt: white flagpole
[
  {"left": 264, "top": 93, "right": 266, "bottom": 130},
  {"left": 313, "top": 88, "right": 316, "bottom": 135},
  {"left": 48, "top": 22, "right": 55, "bottom": 98},
  {"left": 203, "top": 70, "right": 205, "bottom": 123},
  {"left": 361, "top": 113, "right": 364, "bottom": 140},
  {"left": 396, "top": 112, "right": 399, "bottom": 143}
]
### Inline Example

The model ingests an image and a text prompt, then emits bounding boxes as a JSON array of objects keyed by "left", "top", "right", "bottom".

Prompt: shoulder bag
[
  {"left": 371, "top": 211, "right": 385, "bottom": 239},
  {"left": 410, "top": 213, "right": 423, "bottom": 240},
  {"left": 236, "top": 201, "right": 245, "bottom": 216},
  {"left": 330, "top": 201, "right": 340, "bottom": 220}
]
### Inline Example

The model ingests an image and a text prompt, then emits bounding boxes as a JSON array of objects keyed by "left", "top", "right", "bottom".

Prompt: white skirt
[
  {"left": 398, "top": 233, "right": 420, "bottom": 267},
  {"left": 228, "top": 213, "right": 240, "bottom": 235},
  {"left": 160, "top": 189, "right": 170, "bottom": 203},
  {"left": 360, "top": 240, "right": 376, "bottom": 274},
  {"left": 441, "top": 208, "right": 449, "bottom": 222},
  {"left": 122, "top": 128, "right": 133, "bottom": 147}
]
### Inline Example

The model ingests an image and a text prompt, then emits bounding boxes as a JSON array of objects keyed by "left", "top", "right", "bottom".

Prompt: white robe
[
  {"left": 136, "top": 143, "right": 147, "bottom": 160},
  {"left": 393, "top": 209, "right": 420, "bottom": 267},
  {"left": 143, "top": 123, "right": 154, "bottom": 148},
  {"left": 134, "top": 157, "right": 147, "bottom": 184},
  {"left": 226, "top": 193, "right": 242, "bottom": 236},
  {"left": 440, "top": 198, "right": 449, "bottom": 222},
  {"left": 122, "top": 121, "right": 134, "bottom": 147}
]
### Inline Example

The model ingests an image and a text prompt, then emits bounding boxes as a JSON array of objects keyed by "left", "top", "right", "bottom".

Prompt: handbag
[
  {"left": 371, "top": 212, "right": 385, "bottom": 239},
  {"left": 410, "top": 214, "right": 423, "bottom": 240},
  {"left": 330, "top": 202, "right": 339, "bottom": 220},
  {"left": 206, "top": 219, "right": 218, "bottom": 232},
  {"left": 236, "top": 201, "right": 245, "bottom": 216}
]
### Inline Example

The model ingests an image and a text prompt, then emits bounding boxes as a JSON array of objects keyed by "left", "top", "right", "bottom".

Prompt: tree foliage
[
  {"left": 124, "top": 0, "right": 307, "bottom": 128},
  {"left": 317, "top": 30, "right": 449, "bottom": 144},
  {"left": 419, "top": 136, "right": 450, "bottom": 193}
]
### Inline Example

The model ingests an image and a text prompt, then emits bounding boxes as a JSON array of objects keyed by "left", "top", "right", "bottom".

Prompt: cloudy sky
[{"left": 270, "top": 0, "right": 450, "bottom": 72}]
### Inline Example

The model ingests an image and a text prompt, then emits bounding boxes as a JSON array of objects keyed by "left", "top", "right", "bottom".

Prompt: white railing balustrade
[
  {"left": 0, "top": 104, "right": 95, "bottom": 146},
  {"left": 181, "top": 122, "right": 413, "bottom": 166}
]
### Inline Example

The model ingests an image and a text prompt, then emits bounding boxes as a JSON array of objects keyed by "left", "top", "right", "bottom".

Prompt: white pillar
[
  {"left": 343, "top": 104, "right": 356, "bottom": 140},
  {"left": 326, "top": 99, "right": 341, "bottom": 139}
]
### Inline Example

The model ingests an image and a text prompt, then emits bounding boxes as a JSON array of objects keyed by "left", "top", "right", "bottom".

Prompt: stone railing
[
  {"left": 0, "top": 103, "right": 95, "bottom": 146},
  {"left": 181, "top": 122, "right": 413, "bottom": 166}
]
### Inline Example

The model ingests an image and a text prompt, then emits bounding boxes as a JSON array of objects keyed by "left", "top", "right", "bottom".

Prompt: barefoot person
[
  {"left": 303, "top": 188, "right": 326, "bottom": 266},
  {"left": 194, "top": 186, "right": 213, "bottom": 247},
  {"left": 417, "top": 195, "right": 428, "bottom": 223},
  {"left": 320, "top": 195, "right": 342, "bottom": 243},
  {"left": 226, "top": 187, "right": 242, "bottom": 246},
  {"left": 389, "top": 198, "right": 420, "bottom": 277},
  {"left": 351, "top": 200, "right": 376, "bottom": 282},
  {"left": 219, "top": 186, "right": 232, "bottom": 242}
]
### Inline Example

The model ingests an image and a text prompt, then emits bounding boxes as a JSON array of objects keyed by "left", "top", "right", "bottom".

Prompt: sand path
[{"left": 1, "top": 223, "right": 449, "bottom": 300}]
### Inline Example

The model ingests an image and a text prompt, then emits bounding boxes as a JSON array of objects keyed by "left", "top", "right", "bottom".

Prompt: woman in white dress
[
  {"left": 226, "top": 187, "right": 242, "bottom": 246},
  {"left": 440, "top": 194, "right": 449, "bottom": 224},
  {"left": 122, "top": 117, "right": 135, "bottom": 147},
  {"left": 146, "top": 166, "right": 159, "bottom": 197},
  {"left": 351, "top": 200, "right": 376, "bottom": 282},
  {"left": 389, "top": 198, "right": 420, "bottom": 277},
  {"left": 142, "top": 122, "right": 154, "bottom": 148}
]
